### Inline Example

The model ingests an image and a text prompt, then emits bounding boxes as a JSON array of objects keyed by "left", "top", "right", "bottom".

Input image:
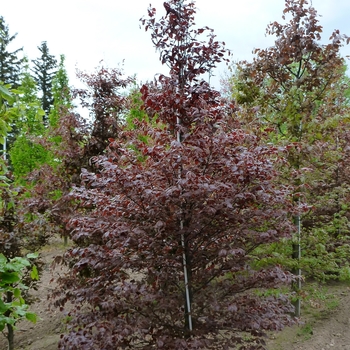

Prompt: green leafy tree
[
  {"left": 9, "top": 56, "right": 72, "bottom": 181},
  {"left": 14, "top": 67, "right": 45, "bottom": 135},
  {"left": 124, "top": 85, "right": 149, "bottom": 129},
  {"left": 48, "top": 55, "right": 71, "bottom": 128},
  {"left": 0, "top": 83, "right": 15, "bottom": 160},
  {"left": 0, "top": 83, "right": 40, "bottom": 350},
  {"left": 0, "top": 253, "right": 38, "bottom": 350},
  {"left": 9, "top": 67, "right": 51, "bottom": 181},
  {"left": 31, "top": 41, "right": 57, "bottom": 122}
]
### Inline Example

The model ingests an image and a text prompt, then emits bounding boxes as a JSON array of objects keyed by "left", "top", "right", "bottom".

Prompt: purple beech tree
[
  {"left": 228, "top": 0, "right": 350, "bottom": 312},
  {"left": 18, "top": 66, "right": 134, "bottom": 246},
  {"left": 53, "top": 1, "right": 297, "bottom": 348},
  {"left": 74, "top": 67, "right": 134, "bottom": 156}
]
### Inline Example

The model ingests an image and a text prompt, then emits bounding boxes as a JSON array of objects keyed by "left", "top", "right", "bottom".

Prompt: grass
[
  {"left": 267, "top": 280, "right": 348, "bottom": 350},
  {"left": 296, "top": 322, "right": 313, "bottom": 340}
]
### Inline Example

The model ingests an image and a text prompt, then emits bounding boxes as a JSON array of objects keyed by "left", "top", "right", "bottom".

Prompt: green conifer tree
[
  {"left": 0, "top": 17, "right": 25, "bottom": 88},
  {"left": 31, "top": 41, "right": 57, "bottom": 122}
]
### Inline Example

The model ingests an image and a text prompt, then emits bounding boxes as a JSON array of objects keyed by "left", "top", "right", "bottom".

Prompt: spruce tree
[
  {"left": 0, "top": 17, "right": 24, "bottom": 88},
  {"left": 31, "top": 41, "right": 57, "bottom": 122},
  {"left": 0, "top": 17, "right": 25, "bottom": 157}
]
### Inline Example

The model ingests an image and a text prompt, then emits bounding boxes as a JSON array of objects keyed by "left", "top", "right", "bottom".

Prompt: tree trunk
[
  {"left": 292, "top": 215, "right": 301, "bottom": 317},
  {"left": 6, "top": 291, "right": 14, "bottom": 350},
  {"left": 6, "top": 323, "right": 14, "bottom": 350},
  {"left": 181, "top": 229, "right": 193, "bottom": 332}
]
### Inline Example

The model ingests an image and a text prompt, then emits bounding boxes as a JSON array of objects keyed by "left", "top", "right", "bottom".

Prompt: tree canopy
[{"left": 49, "top": 1, "right": 298, "bottom": 349}]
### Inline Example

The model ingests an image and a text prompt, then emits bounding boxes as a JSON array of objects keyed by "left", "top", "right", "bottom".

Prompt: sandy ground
[
  {"left": 267, "top": 284, "right": 350, "bottom": 350},
  {"left": 0, "top": 242, "right": 67, "bottom": 350}
]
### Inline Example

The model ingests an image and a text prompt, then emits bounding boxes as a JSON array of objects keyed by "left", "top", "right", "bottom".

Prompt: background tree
[
  {"left": 74, "top": 66, "right": 134, "bottom": 156},
  {"left": 52, "top": 2, "right": 298, "bottom": 349},
  {"left": 48, "top": 55, "right": 72, "bottom": 127},
  {"left": 0, "top": 17, "right": 24, "bottom": 88},
  {"left": 0, "top": 17, "right": 25, "bottom": 157},
  {"left": 0, "top": 84, "right": 40, "bottom": 350},
  {"left": 0, "top": 83, "right": 15, "bottom": 159},
  {"left": 31, "top": 41, "right": 57, "bottom": 122},
  {"left": 16, "top": 64, "right": 135, "bottom": 250},
  {"left": 229, "top": 0, "right": 350, "bottom": 315},
  {"left": 9, "top": 66, "right": 49, "bottom": 181}
]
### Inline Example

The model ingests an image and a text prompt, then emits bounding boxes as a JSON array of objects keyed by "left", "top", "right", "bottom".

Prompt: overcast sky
[{"left": 2, "top": 0, "right": 350, "bottom": 90}]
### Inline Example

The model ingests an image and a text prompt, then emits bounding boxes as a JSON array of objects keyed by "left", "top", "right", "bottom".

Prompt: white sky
[{"left": 2, "top": 0, "right": 350, "bottom": 90}]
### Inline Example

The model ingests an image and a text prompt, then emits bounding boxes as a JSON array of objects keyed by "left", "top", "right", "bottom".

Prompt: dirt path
[
  {"left": 267, "top": 284, "right": 350, "bottom": 350},
  {"left": 1, "top": 242, "right": 350, "bottom": 349},
  {"left": 0, "top": 241, "right": 67, "bottom": 350}
]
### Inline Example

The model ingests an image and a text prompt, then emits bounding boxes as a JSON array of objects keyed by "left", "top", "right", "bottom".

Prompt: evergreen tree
[
  {"left": 49, "top": 55, "right": 72, "bottom": 127},
  {"left": 0, "top": 17, "right": 24, "bottom": 88},
  {"left": 31, "top": 41, "right": 57, "bottom": 121}
]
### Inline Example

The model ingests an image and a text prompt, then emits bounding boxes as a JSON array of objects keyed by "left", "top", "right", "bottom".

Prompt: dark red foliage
[
  {"left": 232, "top": 0, "right": 350, "bottom": 281},
  {"left": 164, "top": 2, "right": 180, "bottom": 21},
  {"left": 140, "top": 0, "right": 229, "bottom": 87},
  {"left": 0, "top": 176, "right": 21, "bottom": 258},
  {"left": 52, "top": 1, "right": 296, "bottom": 349},
  {"left": 54, "top": 121, "right": 295, "bottom": 349},
  {"left": 18, "top": 110, "right": 89, "bottom": 245},
  {"left": 20, "top": 67, "right": 134, "bottom": 244},
  {"left": 74, "top": 67, "right": 135, "bottom": 157}
]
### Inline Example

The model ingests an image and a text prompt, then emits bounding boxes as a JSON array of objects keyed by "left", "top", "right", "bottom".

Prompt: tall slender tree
[
  {"left": 52, "top": 2, "right": 297, "bottom": 349},
  {"left": 74, "top": 66, "right": 134, "bottom": 156},
  {"left": 229, "top": 0, "right": 350, "bottom": 315},
  {"left": 48, "top": 55, "right": 71, "bottom": 127},
  {"left": 31, "top": 41, "right": 57, "bottom": 122},
  {"left": 0, "top": 17, "right": 25, "bottom": 157},
  {"left": 0, "top": 17, "right": 24, "bottom": 88}
]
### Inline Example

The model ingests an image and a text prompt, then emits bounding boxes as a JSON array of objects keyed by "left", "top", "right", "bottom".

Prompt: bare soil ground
[
  {"left": 267, "top": 283, "right": 350, "bottom": 350},
  {"left": 1, "top": 241, "right": 350, "bottom": 350},
  {"left": 0, "top": 239, "right": 68, "bottom": 350}
]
